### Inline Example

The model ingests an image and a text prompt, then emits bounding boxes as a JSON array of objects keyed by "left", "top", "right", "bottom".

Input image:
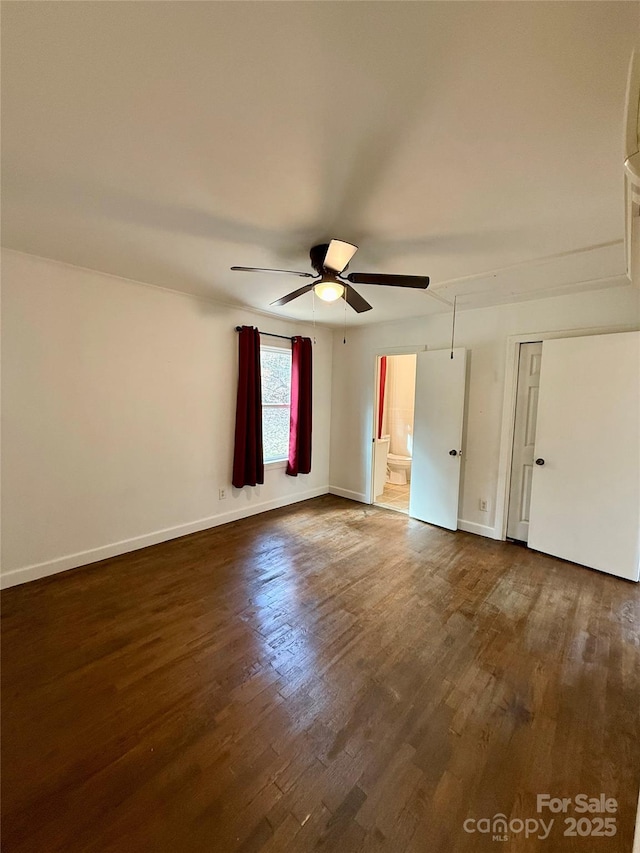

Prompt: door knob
[
  {"left": 449, "top": 449, "right": 458, "bottom": 456},
  {"left": 535, "top": 458, "right": 545, "bottom": 466}
]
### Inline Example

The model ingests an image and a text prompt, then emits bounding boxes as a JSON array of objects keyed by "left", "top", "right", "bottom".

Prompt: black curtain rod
[{"left": 234, "top": 326, "right": 292, "bottom": 342}]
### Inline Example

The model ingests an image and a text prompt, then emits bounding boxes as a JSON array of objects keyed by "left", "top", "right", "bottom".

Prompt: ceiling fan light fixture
[
  {"left": 323, "top": 240, "right": 358, "bottom": 273},
  {"left": 314, "top": 281, "right": 344, "bottom": 302},
  {"left": 231, "top": 237, "right": 426, "bottom": 314}
]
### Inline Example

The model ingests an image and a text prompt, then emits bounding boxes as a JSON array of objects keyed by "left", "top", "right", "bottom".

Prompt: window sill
[{"left": 264, "top": 459, "right": 288, "bottom": 470}]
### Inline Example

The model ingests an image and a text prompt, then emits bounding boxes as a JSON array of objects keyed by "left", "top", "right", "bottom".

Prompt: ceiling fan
[{"left": 230, "top": 239, "right": 430, "bottom": 313}]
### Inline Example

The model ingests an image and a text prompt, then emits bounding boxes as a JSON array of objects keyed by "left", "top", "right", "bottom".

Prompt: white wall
[
  {"left": 1, "top": 250, "right": 332, "bottom": 587},
  {"left": 384, "top": 354, "right": 416, "bottom": 457},
  {"left": 4, "top": 250, "right": 639, "bottom": 589},
  {"left": 329, "top": 285, "right": 640, "bottom": 537}
]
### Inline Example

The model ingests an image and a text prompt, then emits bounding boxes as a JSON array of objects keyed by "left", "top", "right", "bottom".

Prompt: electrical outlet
[
  {"left": 219, "top": 488, "right": 227, "bottom": 500},
  {"left": 479, "top": 498, "right": 488, "bottom": 512}
]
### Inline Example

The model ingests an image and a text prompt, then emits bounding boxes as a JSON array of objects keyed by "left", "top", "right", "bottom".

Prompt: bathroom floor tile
[{"left": 375, "top": 482, "right": 410, "bottom": 513}]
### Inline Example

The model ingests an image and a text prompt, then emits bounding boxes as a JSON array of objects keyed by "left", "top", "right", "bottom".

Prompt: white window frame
[{"left": 260, "top": 343, "right": 292, "bottom": 468}]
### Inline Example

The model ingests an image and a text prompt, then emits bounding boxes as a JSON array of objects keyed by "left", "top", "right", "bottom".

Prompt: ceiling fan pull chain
[
  {"left": 450, "top": 295, "right": 457, "bottom": 359},
  {"left": 343, "top": 296, "right": 347, "bottom": 344}
]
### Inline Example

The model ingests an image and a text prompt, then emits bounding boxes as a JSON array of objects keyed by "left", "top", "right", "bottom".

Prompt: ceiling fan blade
[
  {"left": 346, "top": 272, "right": 430, "bottom": 289},
  {"left": 231, "top": 266, "right": 315, "bottom": 278},
  {"left": 323, "top": 240, "right": 358, "bottom": 273},
  {"left": 343, "top": 284, "right": 373, "bottom": 313},
  {"left": 270, "top": 283, "right": 315, "bottom": 307}
]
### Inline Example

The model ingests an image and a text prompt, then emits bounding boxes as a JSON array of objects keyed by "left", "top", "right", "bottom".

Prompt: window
[{"left": 261, "top": 346, "right": 291, "bottom": 463}]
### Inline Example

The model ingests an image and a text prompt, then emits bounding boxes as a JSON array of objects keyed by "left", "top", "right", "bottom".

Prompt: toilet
[{"left": 387, "top": 453, "right": 412, "bottom": 485}]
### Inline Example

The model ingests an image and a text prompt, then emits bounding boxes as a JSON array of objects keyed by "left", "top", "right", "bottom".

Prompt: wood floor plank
[{"left": 2, "top": 495, "right": 639, "bottom": 852}]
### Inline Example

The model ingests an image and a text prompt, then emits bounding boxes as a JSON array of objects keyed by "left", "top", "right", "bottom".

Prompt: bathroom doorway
[{"left": 372, "top": 353, "right": 417, "bottom": 515}]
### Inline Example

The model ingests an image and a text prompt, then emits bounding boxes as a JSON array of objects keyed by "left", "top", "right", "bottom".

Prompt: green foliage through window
[{"left": 261, "top": 348, "right": 291, "bottom": 462}]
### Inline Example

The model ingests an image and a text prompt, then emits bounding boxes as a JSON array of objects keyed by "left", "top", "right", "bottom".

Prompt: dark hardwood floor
[{"left": 2, "top": 495, "right": 639, "bottom": 852}]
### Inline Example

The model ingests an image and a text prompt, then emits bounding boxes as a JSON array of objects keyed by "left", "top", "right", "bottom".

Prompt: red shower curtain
[
  {"left": 377, "top": 355, "right": 387, "bottom": 439},
  {"left": 287, "top": 336, "right": 312, "bottom": 476},
  {"left": 232, "top": 326, "right": 264, "bottom": 488}
]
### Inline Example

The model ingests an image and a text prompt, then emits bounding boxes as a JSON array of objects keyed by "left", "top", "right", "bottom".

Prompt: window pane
[
  {"left": 263, "top": 407, "right": 290, "bottom": 462},
  {"left": 261, "top": 349, "right": 291, "bottom": 405},
  {"left": 260, "top": 348, "right": 292, "bottom": 463}
]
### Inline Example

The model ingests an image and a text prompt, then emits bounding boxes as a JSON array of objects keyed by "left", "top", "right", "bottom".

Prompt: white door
[
  {"left": 409, "top": 348, "right": 467, "bottom": 530},
  {"left": 507, "top": 342, "right": 543, "bottom": 541},
  {"left": 528, "top": 332, "right": 640, "bottom": 582}
]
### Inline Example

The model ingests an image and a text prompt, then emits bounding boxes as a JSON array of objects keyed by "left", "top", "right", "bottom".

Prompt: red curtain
[
  {"left": 377, "top": 355, "right": 387, "bottom": 439},
  {"left": 232, "top": 326, "right": 264, "bottom": 488},
  {"left": 287, "top": 336, "right": 312, "bottom": 476}
]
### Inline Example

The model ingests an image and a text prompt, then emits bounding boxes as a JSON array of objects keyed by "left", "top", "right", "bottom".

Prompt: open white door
[
  {"left": 409, "top": 348, "right": 467, "bottom": 530},
  {"left": 528, "top": 332, "right": 640, "bottom": 581}
]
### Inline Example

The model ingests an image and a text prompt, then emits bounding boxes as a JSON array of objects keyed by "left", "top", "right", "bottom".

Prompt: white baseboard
[
  {"left": 329, "top": 486, "right": 369, "bottom": 504},
  {"left": 457, "top": 519, "right": 501, "bottom": 540},
  {"left": 327, "top": 493, "right": 501, "bottom": 540},
  {"left": 0, "top": 486, "right": 330, "bottom": 589}
]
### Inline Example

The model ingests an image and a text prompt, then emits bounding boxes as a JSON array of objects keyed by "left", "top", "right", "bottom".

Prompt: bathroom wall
[{"left": 385, "top": 354, "right": 417, "bottom": 456}]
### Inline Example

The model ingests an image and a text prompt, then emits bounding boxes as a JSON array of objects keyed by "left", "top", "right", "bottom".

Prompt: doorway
[
  {"left": 371, "top": 347, "right": 467, "bottom": 531},
  {"left": 372, "top": 353, "right": 417, "bottom": 515}
]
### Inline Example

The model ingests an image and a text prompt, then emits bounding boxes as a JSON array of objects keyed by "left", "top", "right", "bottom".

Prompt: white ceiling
[{"left": 2, "top": 1, "right": 638, "bottom": 326}]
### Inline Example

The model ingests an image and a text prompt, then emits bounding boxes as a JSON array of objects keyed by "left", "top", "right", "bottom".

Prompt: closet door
[
  {"left": 409, "top": 348, "right": 467, "bottom": 530},
  {"left": 507, "top": 342, "right": 543, "bottom": 541},
  {"left": 528, "top": 332, "right": 640, "bottom": 581}
]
